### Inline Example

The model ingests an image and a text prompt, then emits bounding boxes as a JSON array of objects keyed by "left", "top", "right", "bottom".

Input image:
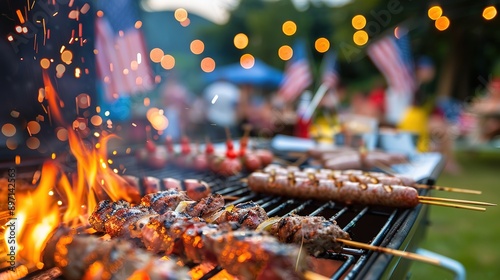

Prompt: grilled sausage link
[{"left": 247, "top": 172, "right": 420, "bottom": 208}]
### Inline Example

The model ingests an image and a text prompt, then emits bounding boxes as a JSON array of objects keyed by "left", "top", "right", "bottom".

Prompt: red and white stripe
[
  {"left": 278, "top": 60, "right": 312, "bottom": 103},
  {"left": 95, "top": 18, "right": 153, "bottom": 101},
  {"left": 367, "top": 37, "right": 416, "bottom": 95}
]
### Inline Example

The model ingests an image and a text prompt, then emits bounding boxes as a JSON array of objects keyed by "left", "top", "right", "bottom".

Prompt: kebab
[
  {"left": 89, "top": 188, "right": 350, "bottom": 257},
  {"left": 122, "top": 174, "right": 211, "bottom": 202},
  {"left": 263, "top": 164, "right": 482, "bottom": 194},
  {"left": 90, "top": 202, "right": 311, "bottom": 279},
  {"left": 246, "top": 171, "right": 493, "bottom": 210}
]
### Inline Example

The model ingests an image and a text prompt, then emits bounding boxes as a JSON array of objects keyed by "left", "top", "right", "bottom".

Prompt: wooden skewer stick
[
  {"left": 221, "top": 195, "right": 240, "bottom": 201},
  {"left": 418, "top": 200, "right": 486, "bottom": 211},
  {"left": 415, "top": 184, "right": 481, "bottom": 195},
  {"left": 303, "top": 270, "right": 332, "bottom": 280},
  {"left": 292, "top": 154, "right": 309, "bottom": 167},
  {"left": 418, "top": 196, "right": 496, "bottom": 206},
  {"left": 336, "top": 238, "right": 441, "bottom": 266}
]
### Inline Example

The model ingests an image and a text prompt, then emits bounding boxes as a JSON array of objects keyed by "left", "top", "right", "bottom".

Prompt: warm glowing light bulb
[
  {"left": 240, "top": 54, "right": 255, "bottom": 69},
  {"left": 278, "top": 45, "right": 293, "bottom": 61},
  {"left": 314, "top": 38, "right": 330, "bottom": 53},
  {"left": 150, "top": 48, "right": 164, "bottom": 63},
  {"left": 282, "top": 21, "right": 297, "bottom": 36},
  {"left": 483, "top": 6, "right": 497, "bottom": 20},
  {"left": 174, "top": 8, "right": 188, "bottom": 22},
  {"left": 190, "top": 39, "right": 205, "bottom": 54},
  {"left": 428, "top": 6, "right": 443, "bottom": 20},
  {"left": 351, "top": 15, "right": 366, "bottom": 30},
  {"left": 435, "top": 16, "right": 450, "bottom": 31},
  {"left": 160, "top": 55, "right": 175, "bottom": 70},
  {"left": 201, "top": 57, "right": 216, "bottom": 73},
  {"left": 234, "top": 33, "right": 249, "bottom": 49},
  {"left": 353, "top": 30, "right": 369, "bottom": 46}
]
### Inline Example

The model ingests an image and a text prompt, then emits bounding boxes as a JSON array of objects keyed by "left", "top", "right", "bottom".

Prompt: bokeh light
[
  {"left": 56, "top": 64, "right": 66, "bottom": 78},
  {"left": 428, "top": 6, "right": 443, "bottom": 20},
  {"left": 174, "top": 8, "right": 188, "bottom": 22},
  {"left": 240, "top": 54, "right": 255, "bottom": 69},
  {"left": 27, "top": 121, "right": 41, "bottom": 135},
  {"left": 61, "top": 50, "right": 73, "bottom": 64},
  {"left": 353, "top": 30, "right": 369, "bottom": 46},
  {"left": 315, "top": 37, "right": 330, "bottom": 53},
  {"left": 150, "top": 48, "right": 164, "bottom": 63},
  {"left": 56, "top": 127, "right": 68, "bottom": 141},
  {"left": 351, "top": 15, "right": 366, "bottom": 30},
  {"left": 435, "top": 16, "right": 450, "bottom": 31},
  {"left": 26, "top": 137, "right": 40, "bottom": 150},
  {"left": 278, "top": 45, "right": 293, "bottom": 61},
  {"left": 180, "top": 18, "right": 190, "bottom": 27},
  {"left": 201, "top": 57, "right": 216, "bottom": 73},
  {"left": 134, "top": 20, "right": 142, "bottom": 29},
  {"left": 190, "top": 39, "right": 205, "bottom": 55},
  {"left": 77, "top": 93, "right": 90, "bottom": 108},
  {"left": 91, "top": 115, "right": 103, "bottom": 126},
  {"left": 160, "top": 55, "right": 175, "bottom": 70},
  {"left": 282, "top": 21, "right": 297, "bottom": 36},
  {"left": 2, "top": 123, "right": 16, "bottom": 137},
  {"left": 483, "top": 6, "right": 497, "bottom": 20},
  {"left": 234, "top": 33, "right": 249, "bottom": 49},
  {"left": 6, "top": 138, "right": 17, "bottom": 150},
  {"left": 40, "top": 58, "right": 50, "bottom": 69}
]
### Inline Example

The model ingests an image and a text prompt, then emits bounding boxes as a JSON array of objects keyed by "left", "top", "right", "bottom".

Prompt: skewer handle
[
  {"left": 415, "top": 184, "right": 481, "bottom": 195},
  {"left": 419, "top": 200, "right": 486, "bottom": 211},
  {"left": 418, "top": 196, "right": 496, "bottom": 206},
  {"left": 336, "top": 238, "right": 441, "bottom": 266}
]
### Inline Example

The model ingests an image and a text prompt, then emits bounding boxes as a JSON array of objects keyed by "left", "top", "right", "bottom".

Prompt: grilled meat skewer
[
  {"left": 247, "top": 171, "right": 420, "bottom": 208},
  {"left": 43, "top": 227, "right": 189, "bottom": 280},
  {"left": 90, "top": 194, "right": 350, "bottom": 256}
]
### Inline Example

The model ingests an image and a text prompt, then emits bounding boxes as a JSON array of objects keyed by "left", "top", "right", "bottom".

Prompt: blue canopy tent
[{"left": 205, "top": 59, "right": 284, "bottom": 88}]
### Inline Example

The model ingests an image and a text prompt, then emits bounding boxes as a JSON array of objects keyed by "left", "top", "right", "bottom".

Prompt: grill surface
[
  {"left": 1, "top": 151, "right": 443, "bottom": 279},
  {"left": 117, "top": 153, "right": 444, "bottom": 280}
]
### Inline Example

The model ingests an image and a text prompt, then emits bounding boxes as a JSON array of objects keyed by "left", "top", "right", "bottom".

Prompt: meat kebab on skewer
[
  {"left": 122, "top": 174, "right": 211, "bottom": 202},
  {"left": 90, "top": 202, "right": 311, "bottom": 279},
  {"left": 263, "top": 164, "right": 483, "bottom": 194},
  {"left": 247, "top": 169, "right": 494, "bottom": 210},
  {"left": 89, "top": 188, "right": 350, "bottom": 257}
]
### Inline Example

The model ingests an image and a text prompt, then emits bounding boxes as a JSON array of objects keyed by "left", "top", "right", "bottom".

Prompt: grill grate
[{"left": 118, "top": 154, "right": 438, "bottom": 280}]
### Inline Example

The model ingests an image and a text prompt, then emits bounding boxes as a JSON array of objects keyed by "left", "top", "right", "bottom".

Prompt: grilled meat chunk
[
  {"left": 204, "top": 230, "right": 309, "bottom": 280},
  {"left": 214, "top": 201, "right": 269, "bottom": 230},
  {"left": 88, "top": 200, "right": 130, "bottom": 232},
  {"left": 268, "top": 215, "right": 350, "bottom": 256},
  {"left": 141, "top": 189, "right": 191, "bottom": 214}
]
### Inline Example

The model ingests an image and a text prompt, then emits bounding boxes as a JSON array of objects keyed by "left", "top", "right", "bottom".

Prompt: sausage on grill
[{"left": 247, "top": 172, "right": 420, "bottom": 208}]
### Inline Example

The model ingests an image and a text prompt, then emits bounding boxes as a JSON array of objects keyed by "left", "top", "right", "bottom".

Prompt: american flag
[
  {"left": 367, "top": 28, "right": 416, "bottom": 95},
  {"left": 278, "top": 39, "right": 312, "bottom": 103},
  {"left": 95, "top": 0, "right": 154, "bottom": 101},
  {"left": 321, "top": 50, "right": 339, "bottom": 90}
]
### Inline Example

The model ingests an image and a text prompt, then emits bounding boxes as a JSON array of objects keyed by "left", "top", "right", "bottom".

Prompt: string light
[{"left": 483, "top": 6, "right": 497, "bottom": 20}]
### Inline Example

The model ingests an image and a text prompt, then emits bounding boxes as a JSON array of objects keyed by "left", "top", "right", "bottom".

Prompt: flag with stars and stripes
[
  {"left": 278, "top": 39, "right": 313, "bottom": 103},
  {"left": 367, "top": 28, "right": 416, "bottom": 95},
  {"left": 95, "top": 0, "right": 154, "bottom": 101},
  {"left": 321, "top": 50, "right": 339, "bottom": 90}
]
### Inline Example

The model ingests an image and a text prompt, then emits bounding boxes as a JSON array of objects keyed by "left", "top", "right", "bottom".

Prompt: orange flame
[{"left": 3, "top": 75, "right": 137, "bottom": 274}]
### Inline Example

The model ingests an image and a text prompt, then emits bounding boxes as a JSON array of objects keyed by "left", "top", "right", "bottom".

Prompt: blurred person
[
  {"left": 470, "top": 77, "right": 500, "bottom": 141},
  {"left": 203, "top": 80, "right": 242, "bottom": 141},
  {"left": 161, "top": 76, "right": 190, "bottom": 141}
]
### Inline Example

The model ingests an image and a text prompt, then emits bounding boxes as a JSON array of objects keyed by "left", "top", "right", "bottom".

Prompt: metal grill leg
[{"left": 416, "top": 248, "right": 466, "bottom": 280}]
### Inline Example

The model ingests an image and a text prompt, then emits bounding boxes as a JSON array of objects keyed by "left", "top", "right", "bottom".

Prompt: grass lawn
[{"left": 408, "top": 151, "right": 500, "bottom": 279}]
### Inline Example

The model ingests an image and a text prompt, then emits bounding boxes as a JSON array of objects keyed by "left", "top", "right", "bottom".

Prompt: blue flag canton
[{"left": 97, "top": 0, "right": 140, "bottom": 33}]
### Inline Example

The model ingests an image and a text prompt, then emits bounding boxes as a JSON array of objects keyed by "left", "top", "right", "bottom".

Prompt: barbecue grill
[
  {"left": 116, "top": 152, "right": 444, "bottom": 280},
  {"left": 0, "top": 148, "right": 445, "bottom": 279}
]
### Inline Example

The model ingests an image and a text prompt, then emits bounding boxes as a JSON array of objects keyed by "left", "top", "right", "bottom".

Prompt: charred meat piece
[
  {"left": 183, "top": 193, "right": 225, "bottom": 218},
  {"left": 104, "top": 206, "right": 156, "bottom": 238},
  {"left": 204, "top": 230, "right": 309, "bottom": 280},
  {"left": 141, "top": 189, "right": 191, "bottom": 214},
  {"left": 214, "top": 201, "right": 269, "bottom": 230},
  {"left": 88, "top": 200, "right": 130, "bottom": 232},
  {"left": 268, "top": 215, "right": 351, "bottom": 256}
]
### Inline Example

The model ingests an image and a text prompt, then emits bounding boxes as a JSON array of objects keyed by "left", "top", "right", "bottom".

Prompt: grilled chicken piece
[
  {"left": 268, "top": 215, "right": 351, "bottom": 256},
  {"left": 182, "top": 193, "right": 225, "bottom": 218},
  {"left": 204, "top": 230, "right": 309, "bottom": 280},
  {"left": 213, "top": 201, "right": 269, "bottom": 230},
  {"left": 104, "top": 206, "right": 156, "bottom": 238}
]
